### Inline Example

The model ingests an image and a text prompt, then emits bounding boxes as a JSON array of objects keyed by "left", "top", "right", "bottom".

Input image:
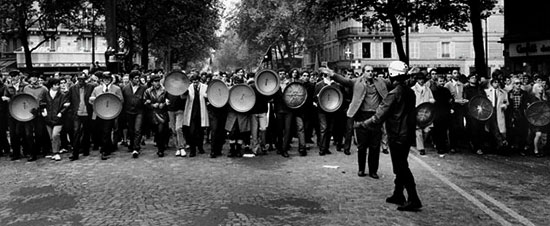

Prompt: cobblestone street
[{"left": 0, "top": 140, "right": 549, "bottom": 226}]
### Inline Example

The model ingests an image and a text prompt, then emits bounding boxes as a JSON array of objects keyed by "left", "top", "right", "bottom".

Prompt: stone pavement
[{"left": 0, "top": 140, "right": 548, "bottom": 226}]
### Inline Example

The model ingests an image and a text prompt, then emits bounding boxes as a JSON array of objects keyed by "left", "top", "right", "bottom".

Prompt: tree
[
  {"left": 0, "top": 0, "right": 84, "bottom": 69},
  {"left": 114, "top": 0, "right": 221, "bottom": 70},
  {"left": 308, "top": 0, "right": 496, "bottom": 76},
  {"left": 213, "top": 30, "right": 263, "bottom": 72},
  {"left": 231, "top": 0, "right": 327, "bottom": 69}
]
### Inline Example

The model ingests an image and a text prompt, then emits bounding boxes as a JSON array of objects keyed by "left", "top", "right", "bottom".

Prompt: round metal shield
[
  {"left": 228, "top": 84, "right": 256, "bottom": 113},
  {"left": 415, "top": 102, "right": 435, "bottom": 128},
  {"left": 9, "top": 93, "right": 38, "bottom": 122},
  {"left": 283, "top": 82, "right": 308, "bottom": 109},
  {"left": 318, "top": 85, "right": 343, "bottom": 113},
  {"left": 468, "top": 95, "right": 494, "bottom": 121},
  {"left": 255, "top": 69, "right": 280, "bottom": 96},
  {"left": 207, "top": 79, "right": 229, "bottom": 108},
  {"left": 93, "top": 93, "right": 122, "bottom": 120},
  {"left": 525, "top": 101, "right": 550, "bottom": 127},
  {"left": 164, "top": 71, "right": 190, "bottom": 96}
]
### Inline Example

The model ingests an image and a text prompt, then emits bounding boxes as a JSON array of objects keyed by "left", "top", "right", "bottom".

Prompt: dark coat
[
  {"left": 365, "top": 83, "right": 416, "bottom": 145},
  {"left": 45, "top": 90, "right": 69, "bottom": 126},
  {"left": 122, "top": 84, "right": 147, "bottom": 115},
  {"left": 67, "top": 83, "right": 95, "bottom": 117}
]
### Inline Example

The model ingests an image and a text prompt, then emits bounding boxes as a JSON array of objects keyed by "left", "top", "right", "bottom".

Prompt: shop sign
[{"left": 510, "top": 40, "right": 550, "bottom": 57}]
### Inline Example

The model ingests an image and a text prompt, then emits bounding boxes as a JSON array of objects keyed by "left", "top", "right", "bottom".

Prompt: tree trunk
[
  {"left": 17, "top": 14, "right": 33, "bottom": 70},
  {"left": 277, "top": 43, "right": 285, "bottom": 69},
  {"left": 125, "top": 24, "right": 135, "bottom": 71},
  {"left": 388, "top": 14, "right": 408, "bottom": 63},
  {"left": 469, "top": 0, "right": 487, "bottom": 78},
  {"left": 20, "top": 31, "right": 33, "bottom": 70},
  {"left": 139, "top": 19, "right": 149, "bottom": 70}
]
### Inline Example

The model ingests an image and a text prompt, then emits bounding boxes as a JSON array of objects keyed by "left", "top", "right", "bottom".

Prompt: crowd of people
[
  {"left": 0, "top": 64, "right": 547, "bottom": 165},
  {"left": 414, "top": 68, "right": 550, "bottom": 158}
]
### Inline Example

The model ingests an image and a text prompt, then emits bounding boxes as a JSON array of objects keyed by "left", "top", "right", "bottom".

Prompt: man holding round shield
[{"left": 89, "top": 72, "right": 124, "bottom": 160}]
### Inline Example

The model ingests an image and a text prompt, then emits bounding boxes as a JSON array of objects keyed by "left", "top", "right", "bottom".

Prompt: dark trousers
[
  {"left": 126, "top": 113, "right": 143, "bottom": 152},
  {"left": 507, "top": 114, "right": 528, "bottom": 151},
  {"left": 341, "top": 117, "right": 354, "bottom": 151},
  {"left": 449, "top": 105, "right": 466, "bottom": 149},
  {"left": 153, "top": 122, "right": 168, "bottom": 152},
  {"left": 486, "top": 111, "right": 506, "bottom": 151},
  {"left": 98, "top": 118, "right": 115, "bottom": 154},
  {"left": 389, "top": 140, "right": 418, "bottom": 201},
  {"left": 91, "top": 118, "right": 102, "bottom": 148},
  {"left": 304, "top": 109, "right": 319, "bottom": 143},
  {"left": 0, "top": 113, "right": 10, "bottom": 153},
  {"left": 466, "top": 116, "right": 484, "bottom": 151},
  {"left": 23, "top": 117, "right": 45, "bottom": 158},
  {"left": 355, "top": 122, "right": 382, "bottom": 173},
  {"left": 8, "top": 117, "right": 25, "bottom": 158},
  {"left": 433, "top": 109, "right": 450, "bottom": 153},
  {"left": 276, "top": 112, "right": 293, "bottom": 151},
  {"left": 209, "top": 108, "right": 227, "bottom": 154},
  {"left": 60, "top": 114, "right": 74, "bottom": 150},
  {"left": 185, "top": 123, "right": 204, "bottom": 152},
  {"left": 73, "top": 115, "right": 91, "bottom": 156},
  {"left": 318, "top": 111, "right": 335, "bottom": 152}
]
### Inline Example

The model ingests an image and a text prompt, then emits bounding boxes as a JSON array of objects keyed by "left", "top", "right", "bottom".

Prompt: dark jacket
[
  {"left": 365, "top": 83, "right": 416, "bottom": 145},
  {"left": 122, "top": 84, "right": 147, "bottom": 115},
  {"left": 45, "top": 90, "right": 69, "bottom": 126},
  {"left": 250, "top": 83, "right": 270, "bottom": 114},
  {"left": 67, "top": 83, "right": 95, "bottom": 117},
  {"left": 432, "top": 85, "right": 453, "bottom": 122},
  {"left": 144, "top": 86, "right": 168, "bottom": 125}
]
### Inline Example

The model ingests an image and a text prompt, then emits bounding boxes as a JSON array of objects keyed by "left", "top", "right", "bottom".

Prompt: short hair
[
  {"left": 49, "top": 78, "right": 61, "bottom": 86},
  {"left": 362, "top": 65, "right": 373, "bottom": 73},
  {"left": 129, "top": 70, "right": 141, "bottom": 80}
]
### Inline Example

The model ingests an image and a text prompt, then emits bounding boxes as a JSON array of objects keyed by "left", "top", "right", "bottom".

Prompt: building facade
[
  {"left": 0, "top": 3, "right": 107, "bottom": 75},
  {"left": 303, "top": 2, "right": 504, "bottom": 76}
]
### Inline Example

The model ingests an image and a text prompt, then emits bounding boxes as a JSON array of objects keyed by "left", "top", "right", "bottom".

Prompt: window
[
  {"left": 49, "top": 38, "right": 56, "bottom": 51},
  {"left": 362, "top": 42, "right": 371, "bottom": 58},
  {"left": 383, "top": 42, "right": 392, "bottom": 58},
  {"left": 410, "top": 42, "right": 419, "bottom": 59},
  {"left": 441, "top": 42, "right": 450, "bottom": 58}
]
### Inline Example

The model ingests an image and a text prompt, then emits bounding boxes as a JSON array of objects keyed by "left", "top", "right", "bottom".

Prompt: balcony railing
[{"left": 337, "top": 27, "right": 394, "bottom": 39}]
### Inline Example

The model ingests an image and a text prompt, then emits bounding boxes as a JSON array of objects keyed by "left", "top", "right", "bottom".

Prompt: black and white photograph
[{"left": 0, "top": 0, "right": 548, "bottom": 225}]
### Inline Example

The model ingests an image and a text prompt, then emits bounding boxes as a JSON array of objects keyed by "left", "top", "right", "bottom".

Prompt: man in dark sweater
[
  {"left": 432, "top": 75, "right": 453, "bottom": 156},
  {"left": 122, "top": 70, "right": 147, "bottom": 158},
  {"left": 23, "top": 71, "right": 48, "bottom": 161},
  {"left": 67, "top": 73, "right": 96, "bottom": 160}
]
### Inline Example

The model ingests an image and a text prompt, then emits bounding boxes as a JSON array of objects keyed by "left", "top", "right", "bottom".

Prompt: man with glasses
[{"left": 506, "top": 78, "right": 529, "bottom": 155}]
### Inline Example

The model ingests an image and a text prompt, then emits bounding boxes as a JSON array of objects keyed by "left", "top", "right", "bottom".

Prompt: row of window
[{"left": 361, "top": 42, "right": 451, "bottom": 59}]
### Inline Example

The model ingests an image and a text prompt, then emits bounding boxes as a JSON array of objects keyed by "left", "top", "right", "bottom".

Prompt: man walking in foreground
[{"left": 321, "top": 61, "right": 422, "bottom": 212}]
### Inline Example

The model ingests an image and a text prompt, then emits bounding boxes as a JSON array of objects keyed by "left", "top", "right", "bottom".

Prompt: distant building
[
  {"left": 303, "top": 1, "right": 504, "bottom": 76},
  {"left": 501, "top": 0, "right": 550, "bottom": 76},
  {"left": 0, "top": 3, "right": 107, "bottom": 75}
]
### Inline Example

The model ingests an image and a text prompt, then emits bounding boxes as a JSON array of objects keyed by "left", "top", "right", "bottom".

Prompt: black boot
[
  {"left": 298, "top": 146, "right": 307, "bottom": 156},
  {"left": 397, "top": 185, "right": 422, "bottom": 211},
  {"left": 235, "top": 144, "right": 243, "bottom": 157},
  {"left": 386, "top": 184, "right": 406, "bottom": 206},
  {"left": 228, "top": 144, "right": 237, "bottom": 157}
]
